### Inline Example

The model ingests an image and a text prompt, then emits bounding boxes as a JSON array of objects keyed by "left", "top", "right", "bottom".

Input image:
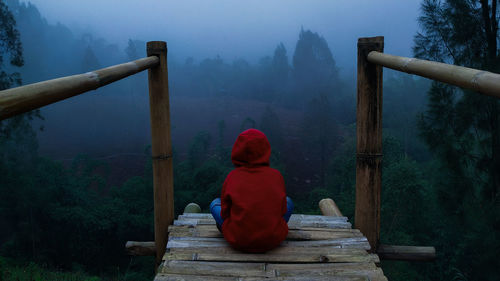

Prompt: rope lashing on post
[{"left": 152, "top": 154, "right": 172, "bottom": 161}]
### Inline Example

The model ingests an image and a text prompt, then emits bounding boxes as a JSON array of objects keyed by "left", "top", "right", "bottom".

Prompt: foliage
[
  {"left": 382, "top": 73, "right": 431, "bottom": 161},
  {"left": 0, "top": 256, "right": 101, "bottom": 281},
  {"left": 82, "top": 46, "right": 101, "bottom": 72},
  {"left": 413, "top": 0, "right": 500, "bottom": 280},
  {"left": 301, "top": 94, "right": 339, "bottom": 187},
  {"left": 271, "top": 42, "right": 290, "bottom": 96},
  {"left": 0, "top": 0, "right": 23, "bottom": 89},
  {"left": 260, "top": 106, "right": 284, "bottom": 149}
]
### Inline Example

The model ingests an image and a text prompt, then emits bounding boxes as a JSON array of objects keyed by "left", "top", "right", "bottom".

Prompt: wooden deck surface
[{"left": 154, "top": 213, "right": 388, "bottom": 281}]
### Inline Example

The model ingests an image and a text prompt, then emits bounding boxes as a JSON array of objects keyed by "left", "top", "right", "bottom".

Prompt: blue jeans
[{"left": 210, "top": 197, "right": 294, "bottom": 230}]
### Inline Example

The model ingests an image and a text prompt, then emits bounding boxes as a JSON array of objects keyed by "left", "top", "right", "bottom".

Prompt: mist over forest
[{"left": 0, "top": 0, "right": 499, "bottom": 280}]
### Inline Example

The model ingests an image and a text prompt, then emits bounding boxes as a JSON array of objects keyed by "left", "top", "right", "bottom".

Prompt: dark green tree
[
  {"left": 0, "top": 0, "right": 39, "bottom": 213},
  {"left": 188, "top": 131, "right": 212, "bottom": 169},
  {"left": 81, "top": 45, "right": 100, "bottom": 72},
  {"left": 0, "top": 0, "right": 23, "bottom": 90},
  {"left": 301, "top": 94, "right": 339, "bottom": 187},
  {"left": 415, "top": 0, "right": 499, "bottom": 279},
  {"left": 125, "top": 39, "right": 139, "bottom": 61},
  {"left": 240, "top": 117, "right": 256, "bottom": 131},
  {"left": 292, "top": 28, "right": 338, "bottom": 105},
  {"left": 271, "top": 43, "right": 289, "bottom": 98}
]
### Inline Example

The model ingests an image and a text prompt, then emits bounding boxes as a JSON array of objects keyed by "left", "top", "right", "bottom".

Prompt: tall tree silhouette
[
  {"left": 272, "top": 43, "right": 289, "bottom": 92},
  {"left": 82, "top": 45, "right": 100, "bottom": 72},
  {"left": 292, "top": 28, "right": 338, "bottom": 105},
  {"left": 415, "top": 0, "right": 499, "bottom": 279}
]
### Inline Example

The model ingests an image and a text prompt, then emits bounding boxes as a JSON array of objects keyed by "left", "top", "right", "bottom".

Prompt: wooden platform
[{"left": 154, "top": 213, "right": 388, "bottom": 281}]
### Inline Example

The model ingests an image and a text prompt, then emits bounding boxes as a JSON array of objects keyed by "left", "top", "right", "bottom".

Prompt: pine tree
[
  {"left": 301, "top": 94, "right": 338, "bottom": 187},
  {"left": 271, "top": 43, "right": 289, "bottom": 90},
  {"left": 125, "top": 39, "right": 139, "bottom": 61},
  {"left": 292, "top": 28, "right": 338, "bottom": 105},
  {"left": 0, "top": 0, "right": 23, "bottom": 90},
  {"left": 82, "top": 46, "right": 100, "bottom": 72},
  {"left": 416, "top": 0, "right": 499, "bottom": 206},
  {"left": 415, "top": 0, "right": 499, "bottom": 279}
]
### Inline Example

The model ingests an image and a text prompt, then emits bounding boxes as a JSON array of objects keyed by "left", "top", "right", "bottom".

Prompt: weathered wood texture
[
  {"left": 377, "top": 244, "right": 436, "bottom": 261},
  {"left": 155, "top": 274, "right": 374, "bottom": 281},
  {"left": 0, "top": 56, "right": 159, "bottom": 120},
  {"left": 125, "top": 241, "right": 156, "bottom": 256},
  {"left": 147, "top": 41, "right": 174, "bottom": 268},
  {"left": 368, "top": 51, "right": 500, "bottom": 98},
  {"left": 173, "top": 214, "right": 351, "bottom": 229},
  {"left": 319, "top": 198, "right": 343, "bottom": 216},
  {"left": 355, "top": 36, "right": 384, "bottom": 252},
  {"left": 154, "top": 213, "right": 387, "bottom": 281}
]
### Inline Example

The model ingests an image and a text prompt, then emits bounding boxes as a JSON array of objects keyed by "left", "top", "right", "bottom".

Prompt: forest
[{"left": 0, "top": 0, "right": 499, "bottom": 280}]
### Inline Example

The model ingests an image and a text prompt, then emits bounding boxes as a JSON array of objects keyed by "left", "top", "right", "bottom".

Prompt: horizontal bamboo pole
[
  {"left": 0, "top": 56, "right": 159, "bottom": 120},
  {"left": 368, "top": 51, "right": 500, "bottom": 98},
  {"left": 377, "top": 244, "right": 436, "bottom": 261},
  {"left": 125, "top": 241, "right": 156, "bottom": 256}
]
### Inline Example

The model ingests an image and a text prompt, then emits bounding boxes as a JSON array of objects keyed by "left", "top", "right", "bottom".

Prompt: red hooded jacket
[{"left": 221, "top": 129, "right": 288, "bottom": 253}]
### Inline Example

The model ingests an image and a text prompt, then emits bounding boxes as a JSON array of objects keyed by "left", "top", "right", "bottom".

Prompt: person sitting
[{"left": 210, "top": 128, "right": 293, "bottom": 253}]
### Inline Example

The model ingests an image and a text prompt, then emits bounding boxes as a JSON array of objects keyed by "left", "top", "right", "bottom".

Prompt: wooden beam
[
  {"left": 0, "top": 56, "right": 159, "bottom": 120},
  {"left": 355, "top": 36, "right": 384, "bottom": 252},
  {"left": 319, "top": 198, "right": 343, "bottom": 216},
  {"left": 367, "top": 51, "right": 500, "bottom": 98},
  {"left": 377, "top": 244, "right": 436, "bottom": 261},
  {"left": 125, "top": 241, "right": 156, "bottom": 256},
  {"left": 147, "top": 41, "right": 174, "bottom": 268}
]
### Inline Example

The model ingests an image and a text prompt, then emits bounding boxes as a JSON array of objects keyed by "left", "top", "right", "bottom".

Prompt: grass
[
  {"left": 0, "top": 257, "right": 100, "bottom": 281},
  {"left": 0, "top": 256, "right": 155, "bottom": 281}
]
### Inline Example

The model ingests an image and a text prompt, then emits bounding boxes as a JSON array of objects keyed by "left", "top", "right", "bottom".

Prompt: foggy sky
[{"left": 25, "top": 0, "right": 422, "bottom": 73}]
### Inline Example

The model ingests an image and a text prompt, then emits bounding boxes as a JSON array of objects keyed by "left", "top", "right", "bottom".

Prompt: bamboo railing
[
  {"left": 0, "top": 41, "right": 173, "bottom": 267},
  {"left": 0, "top": 56, "right": 159, "bottom": 120},
  {"left": 355, "top": 36, "right": 499, "bottom": 261},
  {"left": 368, "top": 51, "right": 500, "bottom": 98}
]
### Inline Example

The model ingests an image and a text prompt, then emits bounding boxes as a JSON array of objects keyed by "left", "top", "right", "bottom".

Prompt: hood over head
[{"left": 231, "top": 129, "right": 271, "bottom": 167}]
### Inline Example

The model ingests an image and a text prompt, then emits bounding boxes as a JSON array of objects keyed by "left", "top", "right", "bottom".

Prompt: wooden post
[
  {"left": 355, "top": 36, "right": 384, "bottom": 252},
  {"left": 147, "top": 41, "right": 173, "bottom": 268}
]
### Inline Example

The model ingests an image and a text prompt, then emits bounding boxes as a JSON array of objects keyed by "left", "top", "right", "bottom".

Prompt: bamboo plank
[
  {"left": 269, "top": 263, "right": 386, "bottom": 281},
  {"left": 155, "top": 274, "right": 369, "bottom": 281},
  {"left": 159, "top": 260, "right": 379, "bottom": 276},
  {"left": 165, "top": 246, "right": 378, "bottom": 263},
  {"left": 160, "top": 211, "right": 385, "bottom": 279},
  {"left": 158, "top": 261, "right": 385, "bottom": 280},
  {"left": 159, "top": 260, "right": 271, "bottom": 277},
  {"left": 167, "top": 237, "right": 369, "bottom": 250}
]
